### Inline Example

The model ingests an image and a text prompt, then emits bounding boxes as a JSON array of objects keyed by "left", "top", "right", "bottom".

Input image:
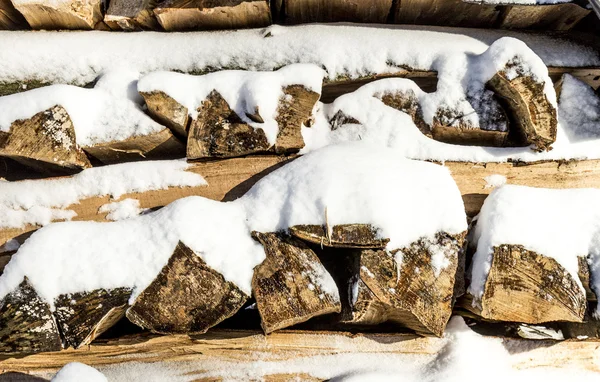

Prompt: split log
[
  {"left": 53, "top": 288, "right": 132, "bottom": 349},
  {"left": 0, "top": 105, "right": 92, "bottom": 173},
  {"left": 0, "top": 278, "right": 62, "bottom": 353},
  {"left": 289, "top": 224, "right": 389, "bottom": 249},
  {"left": 127, "top": 241, "right": 248, "bottom": 334},
  {"left": 154, "top": 0, "right": 271, "bottom": 31},
  {"left": 275, "top": 0, "right": 393, "bottom": 24},
  {"left": 274, "top": 85, "right": 321, "bottom": 154},
  {"left": 394, "top": 0, "right": 501, "bottom": 28},
  {"left": 251, "top": 232, "right": 341, "bottom": 333},
  {"left": 11, "top": 0, "right": 103, "bottom": 30},
  {"left": 499, "top": 3, "right": 590, "bottom": 31},
  {"left": 487, "top": 66, "right": 558, "bottom": 151},
  {"left": 105, "top": 0, "right": 161, "bottom": 31},
  {"left": 140, "top": 91, "right": 190, "bottom": 138},
  {"left": 463, "top": 245, "right": 587, "bottom": 324},
  {"left": 0, "top": 0, "right": 28, "bottom": 29}
]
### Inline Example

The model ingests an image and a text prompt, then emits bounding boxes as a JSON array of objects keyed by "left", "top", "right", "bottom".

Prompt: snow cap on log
[{"left": 469, "top": 185, "right": 599, "bottom": 322}]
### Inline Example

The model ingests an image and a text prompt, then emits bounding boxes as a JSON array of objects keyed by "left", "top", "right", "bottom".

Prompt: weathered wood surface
[
  {"left": 0, "top": 0, "right": 28, "bottom": 29},
  {"left": 276, "top": 0, "right": 393, "bottom": 24},
  {"left": 54, "top": 288, "right": 132, "bottom": 349},
  {"left": 0, "top": 106, "right": 92, "bottom": 173},
  {"left": 289, "top": 224, "right": 389, "bottom": 249},
  {"left": 140, "top": 91, "right": 190, "bottom": 138},
  {"left": 11, "top": 0, "right": 104, "bottom": 30},
  {"left": 4, "top": 158, "right": 600, "bottom": 250},
  {"left": 105, "top": 0, "right": 161, "bottom": 31},
  {"left": 154, "top": 0, "right": 271, "bottom": 31},
  {"left": 0, "top": 278, "right": 62, "bottom": 353},
  {"left": 463, "top": 245, "right": 587, "bottom": 324},
  {"left": 127, "top": 241, "right": 248, "bottom": 334},
  {"left": 252, "top": 232, "right": 341, "bottom": 333},
  {"left": 1, "top": 329, "right": 598, "bottom": 375},
  {"left": 499, "top": 3, "right": 591, "bottom": 31}
]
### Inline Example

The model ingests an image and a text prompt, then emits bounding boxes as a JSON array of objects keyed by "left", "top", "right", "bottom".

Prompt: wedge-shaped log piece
[
  {"left": 127, "top": 241, "right": 248, "bottom": 334},
  {"left": 54, "top": 288, "right": 132, "bottom": 349},
  {"left": 0, "top": 105, "right": 91, "bottom": 173},
  {"left": 154, "top": 0, "right": 271, "bottom": 31},
  {"left": 274, "top": 85, "right": 321, "bottom": 154},
  {"left": 12, "top": 0, "right": 103, "bottom": 30},
  {"left": 252, "top": 232, "right": 341, "bottom": 333},
  {"left": 487, "top": 67, "right": 557, "bottom": 151},
  {"left": 140, "top": 90, "right": 190, "bottom": 138},
  {"left": 277, "top": 0, "right": 392, "bottom": 23},
  {"left": 467, "top": 245, "right": 586, "bottom": 324},
  {"left": 289, "top": 224, "right": 389, "bottom": 249},
  {"left": 0, "top": 0, "right": 28, "bottom": 29},
  {"left": 0, "top": 278, "right": 62, "bottom": 353},
  {"left": 105, "top": 0, "right": 161, "bottom": 31}
]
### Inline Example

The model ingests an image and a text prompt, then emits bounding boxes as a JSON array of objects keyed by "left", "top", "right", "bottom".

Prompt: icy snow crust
[
  {"left": 138, "top": 64, "right": 325, "bottom": 145},
  {"left": 0, "top": 143, "right": 467, "bottom": 304},
  {"left": 0, "top": 69, "right": 164, "bottom": 146},
  {"left": 470, "top": 185, "right": 600, "bottom": 316}
]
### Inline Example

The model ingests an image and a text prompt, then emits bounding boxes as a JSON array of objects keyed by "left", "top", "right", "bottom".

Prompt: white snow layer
[
  {"left": 51, "top": 362, "right": 107, "bottom": 382},
  {"left": 138, "top": 64, "right": 325, "bottom": 145},
  {"left": 99, "top": 199, "right": 144, "bottom": 221},
  {"left": 0, "top": 25, "right": 596, "bottom": 86},
  {"left": 0, "top": 68, "right": 165, "bottom": 146},
  {"left": 0, "top": 143, "right": 467, "bottom": 304},
  {"left": 0, "top": 160, "right": 206, "bottom": 230},
  {"left": 469, "top": 185, "right": 600, "bottom": 315}
]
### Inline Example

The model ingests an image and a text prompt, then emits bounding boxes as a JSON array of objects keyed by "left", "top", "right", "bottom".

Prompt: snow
[
  {"left": 557, "top": 74, "right": 600, "bottom": 144},
  {"left": 469, "top": 185, "right": 600, "bottom": 315},
  {"left": 0, "top": 159, "right": 206, "bottom": 230},
  {"left": 99, "top": 199, "right": 144, "bottom": 221},
  {"left": 0, "top": 68, "right": 165, "bottom": 147},
  {"left": 484, "top": 174, "right": 507, "bottom": 189},
  {"left": 0, "top": 143, "right": 467, "bottom": 305},
  {"left": 138, "top": 64, "right": 325, "bottom": 145},
  {"left": 0, "top": 25, "right": 596, "bottom": 87},
  {"left": 51, "top": 362, "right": 107, "bottom": 382}
]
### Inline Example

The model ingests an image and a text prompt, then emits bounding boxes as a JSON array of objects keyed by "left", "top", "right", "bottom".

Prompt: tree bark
[
  {"left": 127, "top": 241, "right": 248, "bottom": 334},
  {"left": 11, "top": 0, "right": 103, "bottom": 30},
  {"left": 499, "top": 4, "right": 590, "bottom": 31},
  {"left": 289, "top": 224, "right": 389, "bottom": 249},
  {"left": 105, "top": 0, "right": 161, "bottom": 31}
]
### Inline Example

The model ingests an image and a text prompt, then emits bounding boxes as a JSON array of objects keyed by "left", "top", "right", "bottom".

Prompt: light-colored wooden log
[
  {"left": 154, "top": 0, "right": 271, "bottom": 31},
  {"left": 0, "top": 0, "right": 28, "bottom": 29},
  {"left": 11, "top": 0, "right": 103, "bottom": 30},
  {"left": 276, "top": 0, "right": 393, "bottom": 24},
  {"left": 105, "top": 0, "right": 160, "bottom": 31},
  {"left": 139, "top": 90, "right": 190, "bottom": 138},
  {"left": 290, "top": 224, "right": 389, "bottom": 249}
]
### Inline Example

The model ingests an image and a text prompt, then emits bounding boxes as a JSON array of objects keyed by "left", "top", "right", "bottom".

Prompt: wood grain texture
[
  {"left": 0, "top": 0, "right": 28, "bottom": 29},
  {"left": 499, "top": 3, "right": 590, "bottom": 31},
  {"left": 277, "top": 0, "right": 393, "bottom": 24},
  {"left": 12, "top": 0, "right": 103, "bottom": 30},
  {"left": 105, "top": 0, "right": 161, "bottom": 30},
  {"left": 290, "top": 224, "right": 389, "bottom": 249}
]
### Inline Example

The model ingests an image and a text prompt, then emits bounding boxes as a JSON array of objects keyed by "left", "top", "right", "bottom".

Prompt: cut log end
[
  {"left": 274, "top": 85, "right": 320, "bottom": 154},
  {"left": 12, "top": 0, "right": 103, "bottom": 30},
  {"left": 141, "top": 91, "right": 190, "bottom": 138}
]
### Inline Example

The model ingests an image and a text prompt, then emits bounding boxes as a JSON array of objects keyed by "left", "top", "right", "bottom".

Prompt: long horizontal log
[
  {"left": 3, "top": 157, "right": 600, "bottom": 252},
  {"left": 0, "top": 329, "right": 598, "bottom": 375}
]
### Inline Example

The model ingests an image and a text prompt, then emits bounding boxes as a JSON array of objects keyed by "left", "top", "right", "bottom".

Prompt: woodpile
[
  {"left": 11, "top": 0, "right": 104, "bottom": 30},
  {"left": 274, "top": 0, "right": 393, "bottom": 24},
  {"left": 105, "top": 0, "right": 160, "bottom": 31}
]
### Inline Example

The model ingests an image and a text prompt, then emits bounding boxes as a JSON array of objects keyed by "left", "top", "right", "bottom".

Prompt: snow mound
[{"left": 51, "top": 362, "right": 107, "bottom": 382}]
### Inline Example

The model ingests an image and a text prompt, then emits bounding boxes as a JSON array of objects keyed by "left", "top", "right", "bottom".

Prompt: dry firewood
[
  {"left": 251, "top": 232, "right": 341, "bottom": 334},
  {"left": 276, "top": 0, "right": 392, "bottom": 24},
  {"left": 0, "top": 105, "right": 91, "bottom": 173},
  {"left": 154, "top": 0, "right": 271, "bottom": 31},
  {"left": 499, "top": 3, "right": 590, "bottom": 31},
  {"left": 487, "top": 66, "right": 558, "bottom": 151},
  {"left": 127, "top": 241, "right": 248, "bottom": 334},
  {"left": 54, "top": 288, "right": 132, "bottom": 349},
  {"left": 377, "top": 90, "right": 431, "bottom": 137},
  {"left": 463, "top": 245, "right": 587, "bottom": 324},
  {"left": 274, "top": 85, "right": 321, "bottom": 154},
  {"left": 140, "top": 90, "right": 190, "bottom": 138},
  {"left": 0, "top": 0, "right": 28, "bottom": 29},
  {"left": 0, "top": 277, "right": 62, "bottom": 353},
  {"left": 11, "top": 0, "right": 103, "bottom": 30},
  {"left": 394, "top": 0, "right": 501, "bottom": 28},
  {"left": 289, "top": 224, "right": 389, "bottom": 249},
  {"left": 105, "top": 0, "right": 161, "bottom": 31}
]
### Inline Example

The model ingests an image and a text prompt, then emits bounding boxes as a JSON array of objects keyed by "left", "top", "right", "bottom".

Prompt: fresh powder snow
[
  {"left": 51, "top": 362, "right": 107, "bottom": 382},
  {"left": 99, "top": 199, "right": 145, "bottom": 221}
]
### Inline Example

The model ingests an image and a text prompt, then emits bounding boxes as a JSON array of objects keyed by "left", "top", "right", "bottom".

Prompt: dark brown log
[
  {"left": 105, "top": 0, "right": 161, "bottom": 31},
  {"left": 487, "top": 68, "right": 558, "bottom": 151},
  {"left": 252, "top": 232, "right": 341, "bottom": 334},
  {"left": 395, "top": 0, "right": 501, "bottom": 28},
  {"left": 11, "top": 0, "right": 104, "bottom": 30},
  {"left": 0, "top": 0, "right": 29, "bottom": 29},
  {"left": 140, "top": 90, "right": 190, "bottom": 138},
  {"left": 0, "top": 105, "right": 92, "bottom": 174},
  {"left": 54, "top": 288, "right": 132, "bottom": 349},
  {"left": 499, "top": 3, "right": 590, "bottom": 31},
  {"left": 289, "top": 224, "right": 389, "bottom": 249},
  {"left": 127, "top": 241, "right": 248, "bottom": 334},
  {"left": 154, "top": 0, "right": 271, "bottom": 31},
  {"left": 0, "top": 278, "right": 62, "bottom": 353},
  {"left": 276, "top": 0, "right": 393, "bottom": 24},
  {"left": 464, "top": 245, "right": 587, "bottom": 324}
]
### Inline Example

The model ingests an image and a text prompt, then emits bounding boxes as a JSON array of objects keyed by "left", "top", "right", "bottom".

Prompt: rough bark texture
[
  {"left": 0, "top": 105, "right": 92, "bottom": 173},
  {"left": 289, "top": 224, "right": 389, "bottom": 249},
  {"left": 0, "top": 278, "right": 62, "bottom": 353},
  {"left": 468, "top": 245, "right": 587, "bottom": 324},
  {"left": 499, "top": 4, "right": 590, "bottom": 31},
  {"left": 395, "top": 0, "right": 501, "bottom": 28},
  {"left": 277, "top": 0, "right": 393, "bottom": 24},
  {"left": 252, "top": 232, "right": 341, "bottom": 334},
  {"left": 141, "top": 90, "right": 190, "bottom": 138},
  {"left": 273, "top": 85, "right": 320, "bottom": 154},
  {"left": 12, "top": 0, "right": 104, "bottom": 29},
  {"left": 487, "top": 70, "right": 557, "bottom": 151},
  {"left": 54, "top": 288, "right": 132, "bottom": 349},
  {"left": 154, "top": 0, "right": 271, "bottom": 31},
  {"left": 127, "top": 241, "right": 248, "bottom": 334},
  {"left": 378, "top": 90, "right": 431, "bottom": 137},
  {"left": 105, "top": 0, "right": 161, "bottom": 30},
  {"left": 83, "top": 128, "right": 186, "bottom": 164},
  {"left": 0, "top": 0, "right": 29, "bottom": 29}
]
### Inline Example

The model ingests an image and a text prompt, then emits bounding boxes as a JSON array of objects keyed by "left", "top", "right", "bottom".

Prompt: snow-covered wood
[
  {"left": 154, "top": 0, "right": 271, "bottom": 31},
  {"left": 126, "top": 241, "right": 248, "bottom": 334},
  {"left": 140, "top": 91, "right": 190, "bottom": 138},
  {"left": 275, "top": 0, "right": 393, "bottom": 24},
  {"left": 105, "top": 0, "right": 160, "bottom": 31},
  {"left": 289, "top": 224, "right": 390, "bottom": 249},
  {"left": 252, "top": 232, "right": 341, "bottom": 333},
  {"left": 11, "top": 0, "right": 103, "bottom": 30}
]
